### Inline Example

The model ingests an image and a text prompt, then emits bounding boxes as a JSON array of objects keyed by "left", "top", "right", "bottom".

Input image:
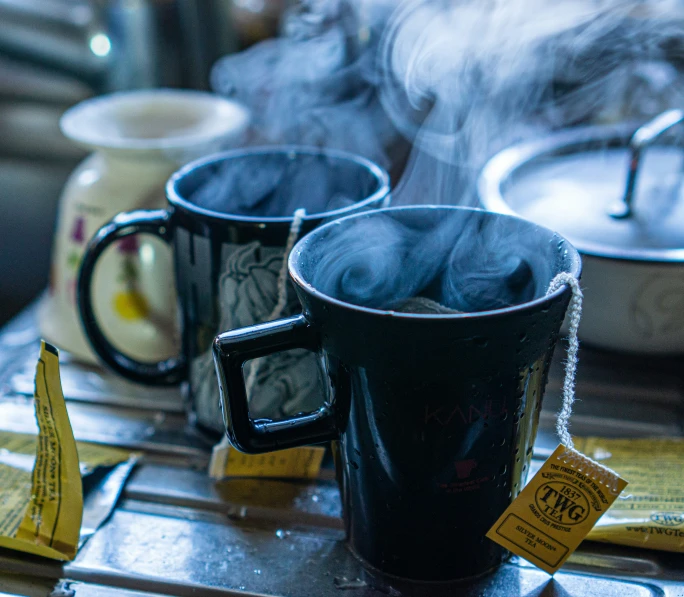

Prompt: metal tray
[{"left": 0, "top": 304, "right": 682, "bottom": 597}]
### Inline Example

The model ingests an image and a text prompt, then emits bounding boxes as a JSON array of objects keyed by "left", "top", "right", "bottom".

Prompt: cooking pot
[{"left": 479, "top": 110, "right": 684, "bottom": 355}]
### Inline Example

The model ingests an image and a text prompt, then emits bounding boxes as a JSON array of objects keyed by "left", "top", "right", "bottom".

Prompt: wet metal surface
[
  {"left": 7, "top": 349, "right": 184, "bottom": 411},
  {"left": 0, "top": 305, "right": 682, "bottom": 596}
]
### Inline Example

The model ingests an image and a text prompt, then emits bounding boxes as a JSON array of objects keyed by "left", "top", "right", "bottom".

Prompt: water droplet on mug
[{"left": 349, "top": 461, "right": 359, "bottom": 470}]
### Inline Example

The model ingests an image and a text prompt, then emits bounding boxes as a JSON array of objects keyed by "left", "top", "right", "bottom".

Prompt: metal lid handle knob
[{"left": 610, "top": 108, "right": 684, "bottom": 220}]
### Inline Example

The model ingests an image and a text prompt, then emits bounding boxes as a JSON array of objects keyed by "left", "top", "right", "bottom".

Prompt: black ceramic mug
[
  {"left": 213, "top": 206, "right": 581, "bottom": 581},
  {"left": 77, "top": 146, "right": 390, "bottom": 433}
]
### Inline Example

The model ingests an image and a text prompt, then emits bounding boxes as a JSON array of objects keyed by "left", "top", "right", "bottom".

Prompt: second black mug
[{"left": 77, "top": 146, "right": 390, "bottom": 433}]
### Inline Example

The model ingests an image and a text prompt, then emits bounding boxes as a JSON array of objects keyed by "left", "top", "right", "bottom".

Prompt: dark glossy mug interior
[
  {"left": 214, "top": 206, "right": 581, "bottom": 581},
  {"left": 173, "top": 147, "right": 387, "bottom": 220},
  {"left": 77, "top": 146, "right": 390, "bottom": 435}
]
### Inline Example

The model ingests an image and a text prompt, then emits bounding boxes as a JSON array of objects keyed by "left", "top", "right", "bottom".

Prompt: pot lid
[{"left": 480, "top": 110, "right": 684, "bottom": 262}]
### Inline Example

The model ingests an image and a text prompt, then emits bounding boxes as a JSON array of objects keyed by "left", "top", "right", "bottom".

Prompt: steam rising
[
  {"left": 188, "top": 152, "right": 377, "bottom": 217},
  {"left": 380, "top": 0, "right": 684, "bottom": 203},
  {"left": 211, "top": 0, "right": 399, "bottom": 171},
  {"left": 209, "top": 0, "right": 684, "bottom": 311},
  {"left": 213, "top": 0, "right": 684, "bottom": 203},
  {"left": 312, "top": 213, "right": 456, "bottom": 308},
  {"left": 311, "top": 210, "right": 548, "bottom": 312}
]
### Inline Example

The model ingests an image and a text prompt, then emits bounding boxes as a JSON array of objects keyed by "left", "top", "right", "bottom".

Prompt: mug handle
[
  {"left": 213, "top": 314, "right": 350, "bottom": 454},
  {"left": 77, "top": 209, "right": 186, "bottom": 385}
]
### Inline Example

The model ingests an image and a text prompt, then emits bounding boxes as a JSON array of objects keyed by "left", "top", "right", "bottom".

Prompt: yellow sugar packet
[
  {"left": 0, "top": 341, "right": 137, "bottom": 560},
  {"left": 577, "top": 437, "right": 684, "bottom": 553},
  {"left": 0, "top": 341, "right": 82, "bottom": 560},
  {"left": 210, "top": 436, "right": 325, "bottom": 480},
  {"left": 487, "top": 274, "right": 628, "bottom": 574}
]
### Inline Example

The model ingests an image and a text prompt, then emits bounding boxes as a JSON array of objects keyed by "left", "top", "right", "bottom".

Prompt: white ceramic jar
[{"left": 39, "top": 89, "right": 250, "bottom": 363}]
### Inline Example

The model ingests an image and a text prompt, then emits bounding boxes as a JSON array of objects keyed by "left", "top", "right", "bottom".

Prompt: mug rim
[
  {"left": 165, "top": 145, "right": 391, "bottom": 225},
  {"left": 288, "top": 205, "right": 582, "bottom": 320}
]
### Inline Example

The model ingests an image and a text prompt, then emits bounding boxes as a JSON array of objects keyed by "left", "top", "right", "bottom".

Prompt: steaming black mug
[
  {"left": 77, "top": 146, "right": 390, "bottom": 433},
  {"left": 213, "top": 206, "right": 581, "bottom": 581}
]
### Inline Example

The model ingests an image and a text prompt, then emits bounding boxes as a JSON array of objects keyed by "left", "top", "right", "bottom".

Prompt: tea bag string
[
  {"left": 546, "top": 273, "right": 621, "bottom": 494},
  {"left": 245, "top": 208, "right": 307, "bottom": 396}
]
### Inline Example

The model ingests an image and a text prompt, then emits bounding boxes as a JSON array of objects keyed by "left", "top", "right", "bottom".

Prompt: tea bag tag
[
  {"left": 486, "top": 273, "right": 628, "bottom": 574},
  {"left": 486, "top": 444, "right": 627, "bottom": 574}
]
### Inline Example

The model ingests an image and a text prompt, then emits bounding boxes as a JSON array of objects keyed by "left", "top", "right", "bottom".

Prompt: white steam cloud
[
  {"left": 212, "top": 0, "right": 684, "bottom": 205},
  {"left": 206, "top": 0, "right": 684, "bottom": 313},
  {"left": 380, "top": 0, "right": 684, "bottom": 203}
]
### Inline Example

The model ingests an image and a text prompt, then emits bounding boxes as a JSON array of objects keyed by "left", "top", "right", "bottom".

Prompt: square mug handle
[{"left": 213, "top": 314, "right": 350, "bottom": 453}]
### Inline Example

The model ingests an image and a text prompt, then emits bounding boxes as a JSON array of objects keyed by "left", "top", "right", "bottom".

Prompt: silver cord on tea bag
[
  {"left": 546, "top": 273, "right": 582, "bottom": 451},
  {"left": 546, "top": 273, "right": 622, "bottom": 494},
  {"left": 245, "top": 208, "right": 307, "bottom": 396},
  {"left": 270, "top": 208, "right": 307, "bottom": 323}
]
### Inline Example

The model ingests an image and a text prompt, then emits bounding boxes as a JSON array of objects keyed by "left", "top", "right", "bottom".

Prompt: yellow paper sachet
[
  {"left": 209, "top": 436, "right": 325, "bottom": 480},
  {"left": 575, "top": 437, "right": 684, "bottom": 552},
  {"left": 0, "top": 342, "right": 82, "bottom": 560},
  {"left": 0, "top": 430, "right": 134, "bottom": 545},
  {"left": 0, "top": 341, "right": 137, "bottom": 561},
  {"left": 487, "top": 444, "right": 628, "bottom": 574}
]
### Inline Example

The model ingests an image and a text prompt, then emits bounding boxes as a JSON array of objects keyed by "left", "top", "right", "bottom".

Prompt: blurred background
[
  {"left": 4, "top": 0, "right": 684, "bottom": 326},
  {"left": 0, "top": 0, "right": 283, "bottom": 325}
]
